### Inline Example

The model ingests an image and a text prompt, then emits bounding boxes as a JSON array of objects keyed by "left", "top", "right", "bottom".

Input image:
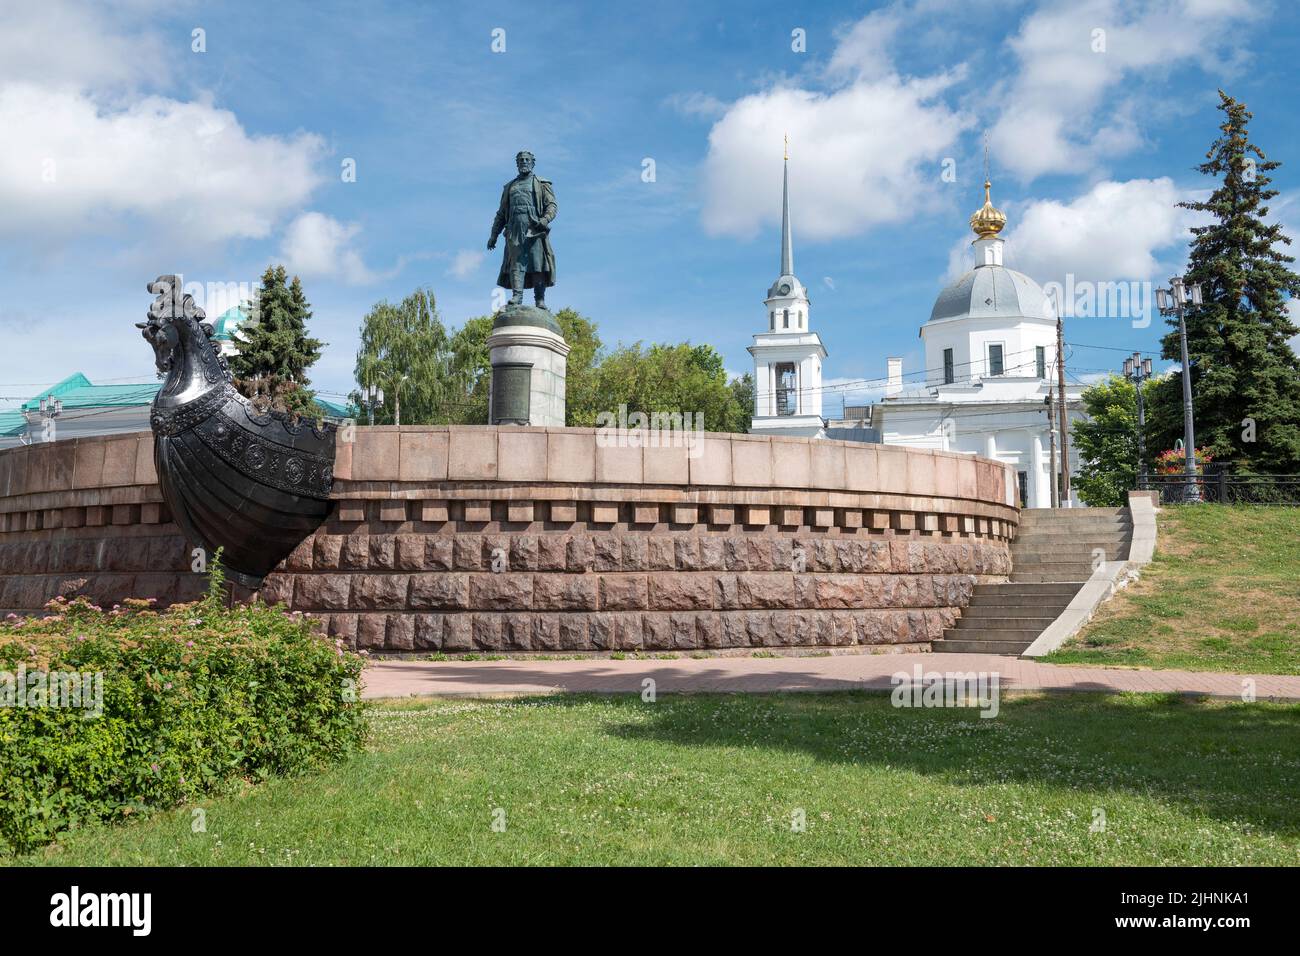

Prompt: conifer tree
[
  {"left": 1149, "top": 91, "right": 1300, "bottom": 472},
  {"left": 229, "top": 265, "right": 324, "bottom": 418}
]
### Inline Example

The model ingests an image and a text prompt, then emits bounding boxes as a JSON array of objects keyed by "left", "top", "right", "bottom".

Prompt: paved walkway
[{"left": 361, "top": 653, "right": 1300, "bottom": 701}]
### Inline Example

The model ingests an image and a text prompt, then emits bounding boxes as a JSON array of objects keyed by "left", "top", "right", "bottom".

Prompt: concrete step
[
  {"left": 1015, "top": 529, "right": 1132, "bottom": 541},
  {"left": 1010, "top": 572, "right": 1092, "bottom": 583},
  {"left": 972, "top": 583, "right": 1083, "bottom": 598},
  {"left": 953, "top": 620, "right": 1056, "bottom": 635},
  {"left": 943, "top": 626, "right": 1044, "bottom": 641},
  {"left": 1012, "top": 544, "right": 1129, "bottom": 561},
  {"left": 1018, "top": 520, "right": 1133, "bottom": 533},
  {"left": 961, "top": 604, "right": 1069, "bottom": 620},
  {"left": 1021, "top": 507, "right": 1126, "bottom": 518},
  {"left": 1011, "top": 561, "right": 1104, "bottom": 573},
  {"left": 934, "top": 638, "right": 1036, "bottom": 654}
]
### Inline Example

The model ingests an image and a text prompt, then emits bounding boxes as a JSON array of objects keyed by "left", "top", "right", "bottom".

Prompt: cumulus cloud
[
  {"left": 664, "top": 91, "right": 728, "bottom": 120},
  {"left": 989, "top": 0, "right": 1257, "bottom": 181},
  {"left": 698, "top": 6, "right": 974, "bottom": 240},
  {"left": 0, "top": 1, "right": 327, "bottom": 250},
  {"left": 701, "top": 46, "right": 971, "bottom": 240},
  {"left": 945, "top": 178, "right": 1197, "bottom": 286},
  {"left": 448, "top": 249, "right": 486, "bottom": 279},
  {"left": 0, "top": 0, "right": 164, "bottom": 92},
  {"left": 280, "top": 213, "right": 376, "bottom": 285},
  {"left": 0, "top": 85, "right": 326, "bottom": 244},
  {"left": 1005, "top": 178, "right": 1197, "bottom": 284}
]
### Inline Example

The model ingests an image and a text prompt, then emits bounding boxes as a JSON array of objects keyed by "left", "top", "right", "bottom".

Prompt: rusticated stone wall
[{"left": 0, "top": 427, "right": 1019, "bottom": 654}]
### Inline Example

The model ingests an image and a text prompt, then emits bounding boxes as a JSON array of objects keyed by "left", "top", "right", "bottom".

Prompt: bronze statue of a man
[{"left": 487, "top": 151, "right": 557, "bottom": 309}]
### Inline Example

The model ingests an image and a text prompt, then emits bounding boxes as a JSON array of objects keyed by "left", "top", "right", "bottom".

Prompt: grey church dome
[{"left": 928, "top": 264, "right": 1055, "bottom": 323}]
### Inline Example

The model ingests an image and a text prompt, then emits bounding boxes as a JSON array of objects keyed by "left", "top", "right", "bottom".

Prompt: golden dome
[{"left": 969, "top": 179, "right": 1007, "bottom": 239}]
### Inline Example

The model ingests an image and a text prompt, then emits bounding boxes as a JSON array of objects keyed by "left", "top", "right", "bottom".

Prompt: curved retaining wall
[{"left": 0, "top": 427, "right": 1019, "bottom": 654}]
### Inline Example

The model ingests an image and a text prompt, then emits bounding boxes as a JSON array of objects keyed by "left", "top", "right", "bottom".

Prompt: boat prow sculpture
[{"left": 138, "top": 275, "right": 336, "bottom": 589}]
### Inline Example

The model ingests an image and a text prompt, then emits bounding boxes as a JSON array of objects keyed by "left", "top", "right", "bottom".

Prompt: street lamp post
[
  {"left": 1155, "top": 276, "right": 1204, "bottom": 502},
  {"left": 1123, "top": 352, "right": 1154, "bottom": 489},
  {"left": 363, "top": 383, "right": 385, "bottom": 426},
  {"left": 35, "top": 395, "right": 63, "bottom": 443}
]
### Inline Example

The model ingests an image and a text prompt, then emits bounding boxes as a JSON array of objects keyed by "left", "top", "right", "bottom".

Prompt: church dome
[
  {"left": 928, "top": 265, "right": 1055, "bottom": 323},
  {"left": 928, "top": 177, "right": 1054, "bottom": 323}
]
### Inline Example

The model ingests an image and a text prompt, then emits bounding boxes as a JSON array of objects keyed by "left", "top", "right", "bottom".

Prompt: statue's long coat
[{"left": 491, "top": 175, "right": 558, "bottom": 289}]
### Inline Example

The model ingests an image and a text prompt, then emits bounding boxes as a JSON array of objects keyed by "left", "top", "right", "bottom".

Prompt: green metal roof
[
  {"left": 21, "top": 373, "right": 160, "bottom": 412},
  {"left": 313, "top": 397, "right": 356, "bottom": 419},
  {"left": 0, "top": 410, "right": 28, "bottom": 437}
]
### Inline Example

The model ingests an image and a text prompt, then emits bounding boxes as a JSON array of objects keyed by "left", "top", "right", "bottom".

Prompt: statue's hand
[{"left": 487, "top": 237, "right": 497, "bottom": 251}]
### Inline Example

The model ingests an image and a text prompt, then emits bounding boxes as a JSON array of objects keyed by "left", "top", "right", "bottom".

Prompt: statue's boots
[{"left": 534, "top": 290, "right": 546, "bottom": 309}]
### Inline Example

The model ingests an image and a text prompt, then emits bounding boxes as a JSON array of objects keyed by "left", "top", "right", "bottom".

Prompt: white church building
[
  {"left": 747, "top": 144, "right": 827, "bottom": 438},
  {"left": 872, "top": 179, "right": 1083, "bottom": 507}
]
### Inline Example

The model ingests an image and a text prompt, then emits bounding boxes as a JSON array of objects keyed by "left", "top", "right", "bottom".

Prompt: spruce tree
[
  {"left": 1150, "top": 91, "right": 1300, "bottom": 472},
  {"left": 229, "top": 265, "right": 324, "bottom": 418}
]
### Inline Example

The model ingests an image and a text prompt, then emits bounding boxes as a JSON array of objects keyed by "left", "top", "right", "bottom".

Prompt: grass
[
  {"left": 1043, "top": 505, "right": 1300, "bottom": 674},
  {"left": 15, "top": 692, "right": 1300, "bottom": 866}
]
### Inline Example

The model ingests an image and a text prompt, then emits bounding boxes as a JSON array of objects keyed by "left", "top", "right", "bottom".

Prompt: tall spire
[{"left": 780, "top": 134, "right": 794, "bottom": 277}]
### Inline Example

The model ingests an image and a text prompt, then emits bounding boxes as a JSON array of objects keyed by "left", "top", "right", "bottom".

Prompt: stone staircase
[{"left": 934, "top": 507, "right": 1134, "bottom": 656}]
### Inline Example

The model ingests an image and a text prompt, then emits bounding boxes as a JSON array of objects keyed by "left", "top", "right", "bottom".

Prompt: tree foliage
[
  {"left": 1147, "top": 90, "right": 1300, "bottom": 473},
  {"left": 350, "top": 295, "right": 750, "bottom": 431},
  {"left": 1073, "top": 374, "right": 1155, "bottom": 507},
  {"left": 352, "top": 288, "right": 451, "bottom": 425},
  {"left": 228, "top": 265, "right": 324, "bottom": 418}
]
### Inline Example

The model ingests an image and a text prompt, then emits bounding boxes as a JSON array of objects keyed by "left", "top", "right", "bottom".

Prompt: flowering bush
[
  {"left": 0, "top": 577, "right": 366, "bottom": 855},
  {"left": 1154, "top": 447, "right": 1214, "bottom": 475}
]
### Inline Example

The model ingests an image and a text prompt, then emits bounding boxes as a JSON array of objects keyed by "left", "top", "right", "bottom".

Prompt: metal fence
[{"left": 1138, "top": 470, "right": 1300, "bottom": 505}]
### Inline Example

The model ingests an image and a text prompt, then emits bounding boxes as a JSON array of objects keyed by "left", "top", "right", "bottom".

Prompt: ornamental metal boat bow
[{"left": 138, "top": 275, "right": 336, "bottom": 589}]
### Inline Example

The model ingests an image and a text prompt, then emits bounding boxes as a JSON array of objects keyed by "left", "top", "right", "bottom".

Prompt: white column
[{"left": 1031, "top": 431, "right": 1045, "bottom": 508}]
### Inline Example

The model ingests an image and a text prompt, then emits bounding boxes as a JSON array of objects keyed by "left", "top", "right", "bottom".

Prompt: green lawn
[
  {"left": 1044, "top": 505, "right": 1300, "bottom": 674},
  {"left": 16, "top": 692, "right": 1300, "bottom": 866}
]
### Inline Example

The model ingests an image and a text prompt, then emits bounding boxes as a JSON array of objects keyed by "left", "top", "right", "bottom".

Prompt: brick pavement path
[{"left": 361, "top": 653, "right": 1300, "bottom": 701}]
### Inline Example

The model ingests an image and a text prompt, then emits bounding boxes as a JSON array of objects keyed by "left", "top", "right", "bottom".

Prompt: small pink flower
[
  {"left": 186, "top": 640, "right": 195, "bottom": 648},
  {"left": 150, "top": 763, "right": 159, "bottom": 772}
]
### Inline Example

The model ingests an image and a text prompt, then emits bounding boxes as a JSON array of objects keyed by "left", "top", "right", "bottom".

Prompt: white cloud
[
  {"left": 700, "top": 5, "right": 972, "bottom": 240},
  {"left": 0, "top": 0, "right": 164, "bottom": 92},
  {"left": 664, "top": 92, "right": 728, "bottom": 120},
  {"left": 0, "top": 84, "right": 326, "bottom": 245},
  {"left": 280, "top": 212, "right": 376, "bottom": 285},
  {"left": 945, "top": 178, "right": 1197, "bottom": 286},
  {"left": 448, "top": 249, "right": 486, "bottom": 279},
  {"left": 990, "top": 0, "right": 1257, "bottom": 181},
  {"left": 701, "top": 72, "right": 970, "bottom": 240}
]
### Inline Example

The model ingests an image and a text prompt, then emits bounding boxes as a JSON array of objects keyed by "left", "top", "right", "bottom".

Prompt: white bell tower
[{"left": 748, "top": 137, "right": 827, "bottom": 438}]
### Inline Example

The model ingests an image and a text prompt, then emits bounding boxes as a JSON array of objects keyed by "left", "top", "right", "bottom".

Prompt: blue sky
[{"left": 2, "top": 0, "right": 1298, "bottom": 415}]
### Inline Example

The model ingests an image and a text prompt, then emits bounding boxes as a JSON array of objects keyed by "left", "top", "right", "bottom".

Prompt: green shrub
[{"left": 0, "top": 578, "right": 367, "bottom": 855}]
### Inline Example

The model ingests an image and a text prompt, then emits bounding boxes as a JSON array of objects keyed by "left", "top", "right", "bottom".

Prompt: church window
[
  {"left": 1036, "top": 346, "right": 1046, "bottom": 379},
  {"left": 770, "top": 311, "right": 775, "bottom": 330},
  {"left": 783, "top": 309, "right": 789, "bottom": 329},
  {"left": 943, "top": 348, "right": 954, "bottom": 384},
  {"left": 988, "top": 344, "right": 1004, "bottom": 376},
  {"left": 775, "top": 363, "right": 797, "bottom": 416}
]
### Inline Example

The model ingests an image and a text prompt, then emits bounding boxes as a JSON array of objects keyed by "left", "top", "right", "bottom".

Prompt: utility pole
[
  {"left": 1056, "top": 316, "right": 1071, "bottom": 506},
  {"left": 1044, "top": 395, "right": 1059, "bottom": 508},
  {"left": 1156, "top": 276, "right": 1204, "bottom": 502}
]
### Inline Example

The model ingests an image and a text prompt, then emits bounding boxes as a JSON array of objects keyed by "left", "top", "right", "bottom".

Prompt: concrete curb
[{"left": 1020, "top": 491, "right": 1158, "bottom": 658}]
